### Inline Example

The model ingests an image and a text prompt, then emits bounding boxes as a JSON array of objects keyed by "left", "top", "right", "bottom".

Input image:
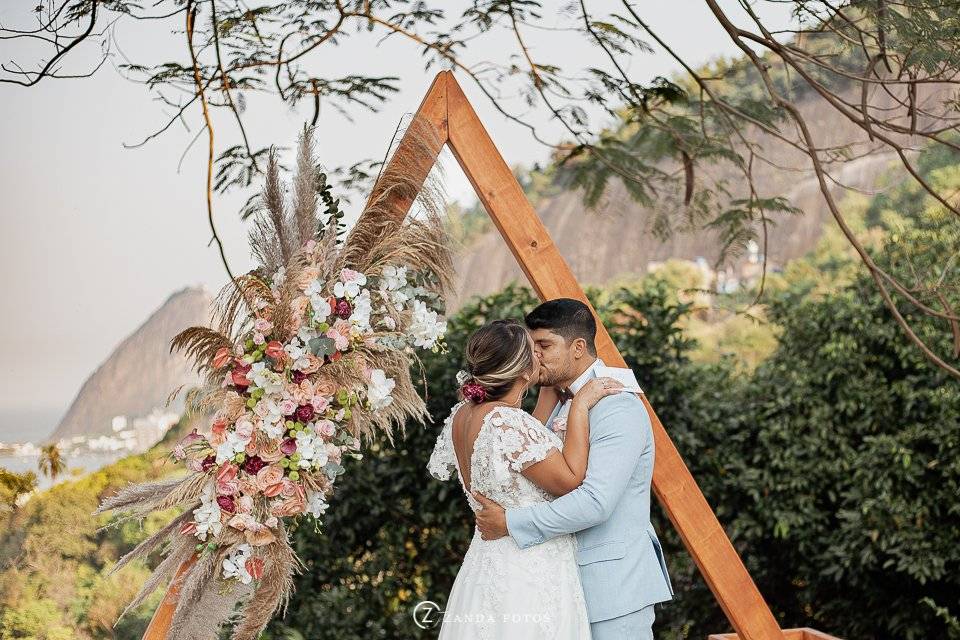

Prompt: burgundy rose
[
  {"left": 216, "top": 495, "right": 236, "bottom": 513},
  {"left": 201, "top": 454, "right": 216, "bottom": 471},
  {"left": 295, "top": 404, "right": 315, "bottom": 422},
  {"left": 291, "top": 370, "right": 308, "bottom": 384},
  {"left": 335, "top": 299, "right": 352, "bottom": 319},
  {"left": 243, "top": 455, "right": 267, "bottom": 475},
  {"left": 280, "top": 438, "right": 298, "bottom": 456},
  {"left": 461, "top": 380, "right": 488, "bottom": 404}
]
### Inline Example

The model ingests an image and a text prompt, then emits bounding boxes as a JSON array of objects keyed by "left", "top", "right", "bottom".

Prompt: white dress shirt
[{"left": 546, "top": 358, "right": 606, "bottom": 437}]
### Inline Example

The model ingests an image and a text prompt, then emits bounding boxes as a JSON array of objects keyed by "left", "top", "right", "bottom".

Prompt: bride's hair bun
[{"left": 460, "top": 319, "right": 534, "bottom": 404}]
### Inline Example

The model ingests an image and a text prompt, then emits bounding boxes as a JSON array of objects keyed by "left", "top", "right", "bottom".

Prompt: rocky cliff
[{"left": 49, "top": 286, "right": 213, "bottom": 441}]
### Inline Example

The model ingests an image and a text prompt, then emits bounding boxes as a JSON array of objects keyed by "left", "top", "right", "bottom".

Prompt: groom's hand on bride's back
[{"left": 473, "top": 492, "right": 508, "bottom": 540}]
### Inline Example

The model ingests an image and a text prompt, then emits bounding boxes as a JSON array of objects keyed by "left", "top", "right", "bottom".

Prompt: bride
[{"left": 427, "top": 319, "right": 621, "bottom": 639}]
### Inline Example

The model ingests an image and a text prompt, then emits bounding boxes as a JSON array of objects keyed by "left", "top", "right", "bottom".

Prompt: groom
[{"left": 473, "top": 298, "right": 674, "bottom": 639}]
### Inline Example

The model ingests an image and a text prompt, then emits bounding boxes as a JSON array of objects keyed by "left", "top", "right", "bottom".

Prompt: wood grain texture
[{"left": 142, "top": 553, "right": 196, "bottom": 640}]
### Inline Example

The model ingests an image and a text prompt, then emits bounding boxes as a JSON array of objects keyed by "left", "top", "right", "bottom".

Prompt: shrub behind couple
[{"left": 428, "top": 298, "right": 674, "bottom": 639}]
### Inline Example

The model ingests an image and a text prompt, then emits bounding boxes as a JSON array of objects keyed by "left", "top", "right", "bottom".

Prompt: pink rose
[
  {"left": 316, "top": 420, "right": 336, "bottom": 438},
  {"left": 255, "top": 318, "right": 273, "bottom": 334},
  {"left": 311, "top": 395, "right": 330, "bottom": 414},
  {"left": 326, "top": 320, "right": 351, "bottom": 351},
  {"left": 217, "top": 479, "right": 240, "bottom": 496},
  {"left": 280, "top": 478, "right": 299, "bottom": 498}
]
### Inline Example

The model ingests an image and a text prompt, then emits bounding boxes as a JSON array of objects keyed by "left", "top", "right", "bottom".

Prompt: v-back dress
[{"left": 427, "top": 401, "right": 592, "bottom": 639}]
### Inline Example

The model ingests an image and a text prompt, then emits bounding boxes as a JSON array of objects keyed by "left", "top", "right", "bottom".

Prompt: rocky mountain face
[
  {"left": 49, "top": 286, "right": 214, "bottom": 441},
  {"left": 448, "top": 83, "right": 935, "bottom": 307}
]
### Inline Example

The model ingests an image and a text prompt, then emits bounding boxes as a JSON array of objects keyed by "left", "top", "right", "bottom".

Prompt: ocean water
[
  {"left": 0, "top": 406, "right": 62, "bottom": 444},
  {"left": 0, "top": 451, "right": 124, "bottom": 490},
  {"left": 0, "top": 405, "right": 113, "bottom": 490}
]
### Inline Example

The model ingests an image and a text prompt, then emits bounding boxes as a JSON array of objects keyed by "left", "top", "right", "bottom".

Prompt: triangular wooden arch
[{"left": 144, "top": 71, "right": 786, "bottom": 640}]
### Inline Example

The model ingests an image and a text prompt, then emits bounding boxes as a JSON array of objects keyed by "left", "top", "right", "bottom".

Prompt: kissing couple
[{"left": 427, "top": 298, "right": 674, "bottom": 639}]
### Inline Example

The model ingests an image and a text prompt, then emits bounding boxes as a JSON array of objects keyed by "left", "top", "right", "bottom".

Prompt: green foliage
[
  {"left": 0, "top": 469, "right": 37, "bottom": 513},
  {"left": 2, "top": 273, "right": 958, "bottom": 640},
  {"left": 0, "top": 446, "right": 178, "bottom": 640},
  {"left": 267, "top": 273, "right": 959, "bottom": 640}
]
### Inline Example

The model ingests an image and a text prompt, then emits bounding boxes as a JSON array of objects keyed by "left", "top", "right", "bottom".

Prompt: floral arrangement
[{"left": 97, "top": 122, "right": 452, "bottom": 640}]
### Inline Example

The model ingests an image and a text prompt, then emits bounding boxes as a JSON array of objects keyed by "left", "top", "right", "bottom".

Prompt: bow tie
[{"left": 557, "top": 387, "right": 575, "bottom": 403}]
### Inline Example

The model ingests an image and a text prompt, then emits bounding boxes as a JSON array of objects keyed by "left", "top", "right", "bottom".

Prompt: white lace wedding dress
[{"left": 427, "top": 401, "right": 592, "bottom": 639}]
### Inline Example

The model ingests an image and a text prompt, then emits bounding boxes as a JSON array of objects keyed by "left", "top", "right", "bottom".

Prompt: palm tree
[{"left": 37, "top": 444, "right": 66, "bottom": 481}]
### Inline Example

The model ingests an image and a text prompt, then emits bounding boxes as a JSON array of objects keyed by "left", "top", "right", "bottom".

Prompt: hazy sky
[{"left": 0, "top": 1, "right": 792, "bottom": 430}]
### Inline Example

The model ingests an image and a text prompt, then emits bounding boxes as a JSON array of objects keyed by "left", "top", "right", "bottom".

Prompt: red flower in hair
[{"left": 461, "top": 381, "right": 487, "bottom": 403}]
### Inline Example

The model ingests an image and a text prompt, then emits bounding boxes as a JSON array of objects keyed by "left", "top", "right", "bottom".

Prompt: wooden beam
[
  {"left": 442, "top": 70, "right": 784, "bottom": 640},
  {"left": 142, "top": 553, "right": 196, "bottom": 640}
]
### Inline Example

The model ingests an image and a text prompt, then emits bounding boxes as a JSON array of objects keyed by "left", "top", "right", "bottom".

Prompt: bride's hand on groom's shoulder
[
  {"left": 573, "top": 377, "right": 624, "bottom": 411},
  {"left": 473, "top": 492, "right": 508, "bottom": 541}
]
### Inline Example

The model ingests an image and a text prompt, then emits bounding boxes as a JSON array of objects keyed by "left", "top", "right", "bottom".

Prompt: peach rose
[
  {"left": 271, "top": 494, "right": 306, "bottom": 517},
  {"left": 314, "top": 379, "right": 337, "bottom": 397},
  {"left": 258, "top": 440, "right": 284, "bottom": 463},
  {"left": 227, "top": 513, "right": 255, "bottom": 531},
  {"left": 256, "top": 465, "right": 285, "bottom": 492},
  {"left": 300, "top": 353, "right": 322, "bottom": 374}
]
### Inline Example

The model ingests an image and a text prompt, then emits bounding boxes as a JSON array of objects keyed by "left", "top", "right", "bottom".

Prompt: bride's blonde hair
[{"left": 461, "top": 319, "right": 534, "bottom": 403}]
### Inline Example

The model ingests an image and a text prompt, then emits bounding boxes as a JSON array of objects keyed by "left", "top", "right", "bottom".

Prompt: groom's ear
[{"left": 571, "top": 336, "right": 588, "bottom": 358}]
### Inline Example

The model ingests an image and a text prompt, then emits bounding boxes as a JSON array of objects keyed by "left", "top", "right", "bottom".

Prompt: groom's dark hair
[{"left": 525, "top": 298, "right": 597, "bottom": 356}]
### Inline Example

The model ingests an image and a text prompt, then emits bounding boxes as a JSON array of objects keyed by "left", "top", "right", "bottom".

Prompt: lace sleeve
[
  {"left": 427, "top": 402, "right": 463, "bottom": 481},
  {"left": 488, "top": 407, "right": 559, "bottom": 473}
]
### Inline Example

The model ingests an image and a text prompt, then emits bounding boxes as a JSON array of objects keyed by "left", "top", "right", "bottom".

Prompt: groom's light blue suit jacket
[{"left": 505, "top": 359, "right": 674, "bottom": 623}]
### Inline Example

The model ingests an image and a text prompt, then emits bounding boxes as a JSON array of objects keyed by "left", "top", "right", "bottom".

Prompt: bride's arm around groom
[{"left": 474, "top": 387, "right": 674, "bottom": 630}]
